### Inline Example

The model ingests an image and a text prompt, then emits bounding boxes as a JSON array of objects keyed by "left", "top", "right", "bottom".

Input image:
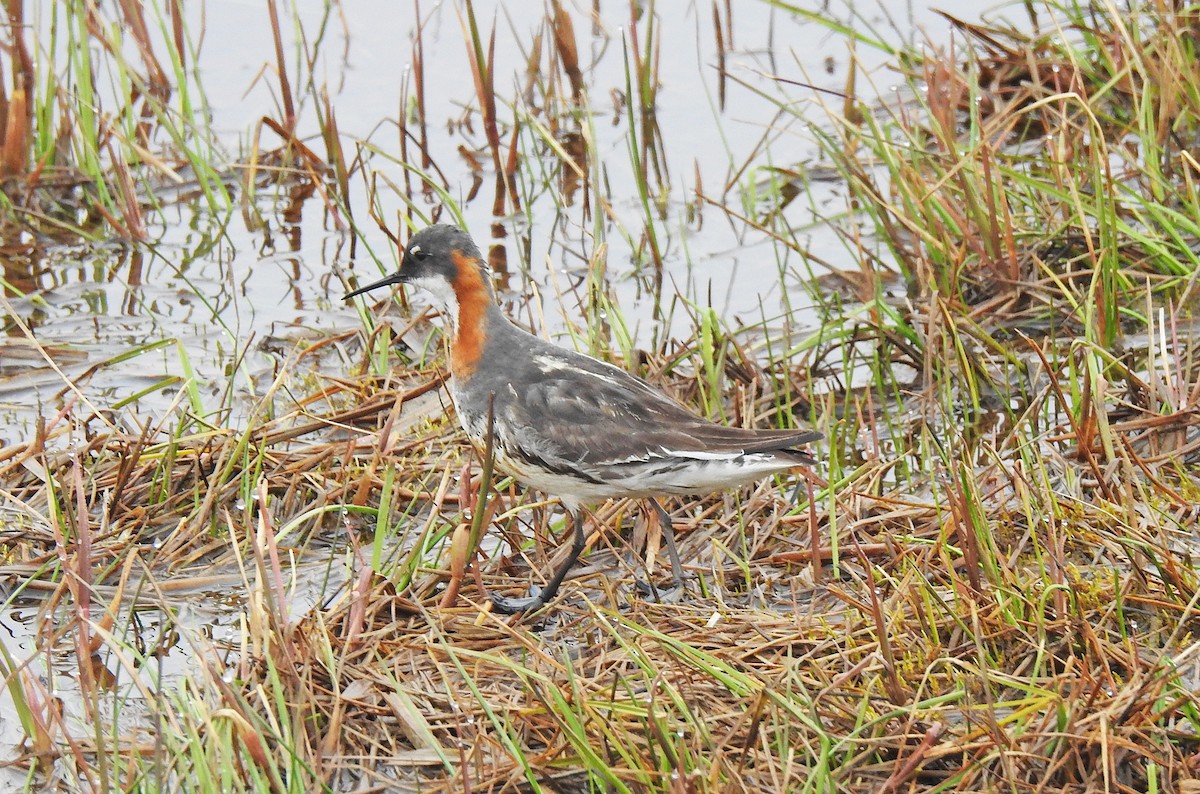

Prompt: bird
[{"left": 344, "top": 223, "right": 821, "bottom": 613}]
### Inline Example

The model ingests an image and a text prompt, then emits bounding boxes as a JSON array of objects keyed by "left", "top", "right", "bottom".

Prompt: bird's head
[{"left": 343, "top": 224, "right": 494, "bottom": 317}]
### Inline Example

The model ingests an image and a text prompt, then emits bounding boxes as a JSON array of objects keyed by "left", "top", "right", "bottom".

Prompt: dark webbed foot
[
  {"left": 490, "top": 585, "right": 550, "bottom": 614},
  {"left": 488, "top": 511, "right": 587, "bottom": 614},
  {"left": 634, "top": 578, "right": 687, "bottom": 604}
]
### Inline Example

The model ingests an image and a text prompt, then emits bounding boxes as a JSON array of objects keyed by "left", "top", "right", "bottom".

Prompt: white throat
[{"left": 410, "top": 275, "right": 460, "bottom": 333}]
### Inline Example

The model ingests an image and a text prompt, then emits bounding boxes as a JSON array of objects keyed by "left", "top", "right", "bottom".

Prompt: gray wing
[{"left": 490, "top": 343, "right": 820, "bottom": 470}]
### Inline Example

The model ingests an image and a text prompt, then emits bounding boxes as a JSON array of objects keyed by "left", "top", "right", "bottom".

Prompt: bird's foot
[
  {"left": 634, "top": 577, "right": 687, "bottom": 604},
  {"left": 489, "top": 585, "right": 549, "bottom": 614}
]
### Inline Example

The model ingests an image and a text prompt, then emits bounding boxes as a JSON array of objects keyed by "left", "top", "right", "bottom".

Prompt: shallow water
[{"left": 3, "top": 0, "right": 1008, "bottom": 431}]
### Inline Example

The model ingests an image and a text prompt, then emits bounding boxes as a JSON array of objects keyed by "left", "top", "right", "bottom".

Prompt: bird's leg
[
  {"left": 490, "top": 510, "right": 587, "bottom": 614},
  {"left": 634, "top": 499, "right": 687, "bottom": 603},
  {"left": 652, "top": 499, "right": 687, "bottom": 586}
]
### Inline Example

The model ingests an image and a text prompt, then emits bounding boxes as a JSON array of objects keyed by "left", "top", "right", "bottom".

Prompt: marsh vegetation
[{"left": 1, "top": 1, "right": 1199, "bottom": 791}]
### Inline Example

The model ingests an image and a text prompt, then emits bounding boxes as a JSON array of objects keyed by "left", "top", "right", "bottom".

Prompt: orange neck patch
[{"left": 449, "top": 250, "right": 491, "bottom": 379}]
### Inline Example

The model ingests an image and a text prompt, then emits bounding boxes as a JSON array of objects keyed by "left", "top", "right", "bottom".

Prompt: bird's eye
[{"left": 409, "top": 247, "right": 429, "bottom": 261}]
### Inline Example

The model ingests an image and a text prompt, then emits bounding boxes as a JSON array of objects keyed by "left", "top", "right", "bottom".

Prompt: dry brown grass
[{"left": 3, "top": 319, "right": 1200, "bottom": 790}]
